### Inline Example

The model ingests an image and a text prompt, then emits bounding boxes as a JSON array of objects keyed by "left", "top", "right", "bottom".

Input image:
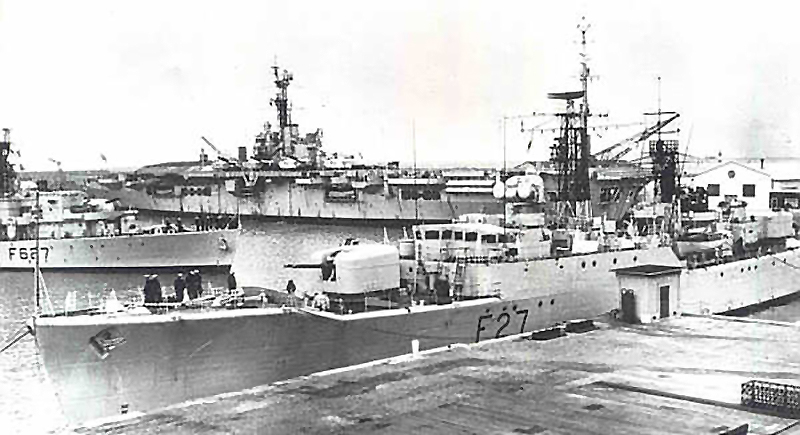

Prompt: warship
[
  {"left": 85, "top": 61, "right": 665, "bottom": 225},
  {"left": 0, "top": 129, "right": 239, "bottom": 271},
  {"left": 23, "top": 25, "right": 800, "bottom": 426}
]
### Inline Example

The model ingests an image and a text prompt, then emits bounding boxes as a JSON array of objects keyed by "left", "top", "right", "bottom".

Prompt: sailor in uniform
[
  {"left": 143, "top": 274, "right": 163, "bottom": 304},
  {"left": 227, "top": 272, "right": 237, "bottom": 291},
  {"left": 186, "top": 270, "right": 199, "bottom": 299},
  {"left": 174, "top": 273, "right": 186, "bottom": 302}
]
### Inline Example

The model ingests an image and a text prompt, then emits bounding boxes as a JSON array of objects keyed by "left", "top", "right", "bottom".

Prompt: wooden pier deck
[{"left": 67, "top": 315, "right": 800, "bottom": 434}]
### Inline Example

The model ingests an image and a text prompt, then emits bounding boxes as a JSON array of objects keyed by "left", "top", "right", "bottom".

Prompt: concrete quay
[{"left": 66, "top": 315, "right": 800, "bottom": 434}]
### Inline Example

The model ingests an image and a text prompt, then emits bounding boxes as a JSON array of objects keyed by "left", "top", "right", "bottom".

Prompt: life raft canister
[{"left": 218, "top": 237, "right": 228, "bottom": 251}]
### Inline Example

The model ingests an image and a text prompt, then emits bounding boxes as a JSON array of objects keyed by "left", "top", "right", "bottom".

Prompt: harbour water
[{"left": 0, "top": 216, "right": 400, "bottom": 434}]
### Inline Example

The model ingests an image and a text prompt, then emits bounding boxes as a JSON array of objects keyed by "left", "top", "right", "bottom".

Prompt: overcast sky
[{"left": 0, "top": 1, "right": 798, "bottom": 170}]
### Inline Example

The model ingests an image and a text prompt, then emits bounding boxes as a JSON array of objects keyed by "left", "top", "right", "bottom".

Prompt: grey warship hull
[
  {"left": 35, "top": 246, "right": 680, "bottom": 424},
  {"left": 0, "top": 229, "right": 239, "bottom": 271}
]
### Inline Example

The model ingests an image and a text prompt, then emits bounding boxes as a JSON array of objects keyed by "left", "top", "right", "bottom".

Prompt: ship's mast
[
  {"left": 547, "top": 19, "right": 594, "bottom": 222},
  {"left": 34, "top": 189, "right": 40, "bottom": 315},
  {"left": 646, "top": 77, "right": 679, "bottom": 205},
  {"left": 271, "top": 65, "right": 294, "bottom": 159},
  {"left": 576, "top": 19, "right": 592, "bottom": 211},
  {"left": 0, "top": 128, "right": 14, "bottom": 197}
]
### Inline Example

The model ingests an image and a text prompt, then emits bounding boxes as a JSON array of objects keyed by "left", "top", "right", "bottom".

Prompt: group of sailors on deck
[{"left": 142, "top": 269, "right": 210, "bottom": 304}]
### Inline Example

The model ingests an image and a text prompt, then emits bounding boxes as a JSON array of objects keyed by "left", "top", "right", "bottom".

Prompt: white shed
[{"left": 615, "top": 264, "right": 682, "bottom": 324}]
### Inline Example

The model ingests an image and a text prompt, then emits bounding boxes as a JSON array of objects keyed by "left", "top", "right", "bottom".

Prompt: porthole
[
  {"left": 89, "top": 244, "right": 94, "bottom": 249},
  {"left": 652, "top": 316, "right": 657, "bottom": 321},
  {"left": 754, "top": 265, "right": 758, "bottom": 270},
  {"left": 612, "top": 258, "right": 617, "bottom": 265},
  {"left": 485, "top": 309, "right": 490, "bottom": 313},
  {"left": 559, "top": 265, "right": 564, "bottom": 269},
  {"left": 633, "top": 256, "right": 638, "bottom": 262},
  {"left": 720, "top": 272, "right": 724, "bottom": 277},
  {"left": 512, "top": 305, "right": 517, "bottom": 310},
  {"left": 69, "top": 245, "right": 73, "bottom": 250},
  {"left": 741, "top": 268, "right": 744, "bottom": 273},
  {"left": 141, "top": 242, "right": 145, "bottom": 246},
  {"left": 592, "top": 260, "right": 597, "bottom": 267},
  {"left": 773, "top": 261, "right": 776, "bottom": 266},
  {"left": 747, "top": 266, "right": 751, "bottom": 271},
  {"left": 538, "top": 301, "right": 543, "bottom": 307},
  {"left": 581, "top": 261, "right": 586, "bottom": 269},
  {"left": 550, "top": 299, "right": 555, "bottom": 305},
  {"left": 100, "top": 244, "right": 104, "bottom": 248}
]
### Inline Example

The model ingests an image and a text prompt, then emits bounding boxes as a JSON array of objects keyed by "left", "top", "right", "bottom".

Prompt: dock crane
[
  {"left": 200, "top": 136, "right": 236, "bottom": 165},
  {"left": 591, "top": 113, "right": 680, "bottom": 163}
]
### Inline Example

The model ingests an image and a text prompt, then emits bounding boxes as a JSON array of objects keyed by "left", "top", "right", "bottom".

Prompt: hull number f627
[
  {"left": 476, "top": 307, "right": 529, "bottom": 342},
  {"left": 9, "top": 246, "right": 50, "bottom": 262}
]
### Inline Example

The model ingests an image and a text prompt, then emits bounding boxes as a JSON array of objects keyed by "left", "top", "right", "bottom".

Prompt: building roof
[
  {"left": 688, "top": 160, "right": 771, "bottom": 178},
  {"left": 613, "top": 264, "right": 682, "bottom": 277},
  {"left": 682, "top": 157, "right": 800, "bottom": 181}
]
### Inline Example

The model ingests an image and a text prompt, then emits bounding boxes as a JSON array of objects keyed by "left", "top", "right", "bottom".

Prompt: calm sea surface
[{"left": 0, "top": 215, "right": 400, "bottom": 434}]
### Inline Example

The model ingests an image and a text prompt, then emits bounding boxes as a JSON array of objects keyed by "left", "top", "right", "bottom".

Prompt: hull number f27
[
  {"left": 476, "top": 307, "right": 529, "bottom": 342},
  {"left": 9, "top": 246, "right": 50, "bottom": 262}
]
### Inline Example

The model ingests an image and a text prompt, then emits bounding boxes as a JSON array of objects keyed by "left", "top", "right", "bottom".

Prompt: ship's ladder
[{"left": 452, "top": 255, "right": 467, "bottom": 300}]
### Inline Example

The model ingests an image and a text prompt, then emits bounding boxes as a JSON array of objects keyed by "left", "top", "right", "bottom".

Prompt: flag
[{"left": 100, "top": 153, "right": 107, "bottom": 162}]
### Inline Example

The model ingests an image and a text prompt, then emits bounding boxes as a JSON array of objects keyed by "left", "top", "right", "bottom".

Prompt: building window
[
  {"left": 743, "top": 184, "right": 755, "bottom": 197},
  {"left": 707, "top": 184, "right": 720, "bottom": 196}
]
